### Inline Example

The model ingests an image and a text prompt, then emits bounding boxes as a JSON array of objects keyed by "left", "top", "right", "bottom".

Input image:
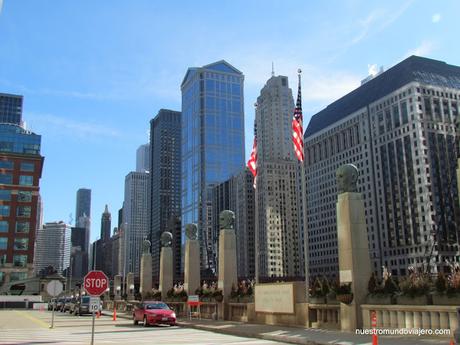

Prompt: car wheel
[
  {"left": 143, "top": 316, "right": 148, "bottom": 327},
  {"left": 133, "top": 314, "right": 138, "bottom": 325}
]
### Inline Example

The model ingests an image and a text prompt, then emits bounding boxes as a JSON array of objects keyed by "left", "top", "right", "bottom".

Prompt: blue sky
[{"left": 0, "top": 0, "right": 458, "bottom": 242}]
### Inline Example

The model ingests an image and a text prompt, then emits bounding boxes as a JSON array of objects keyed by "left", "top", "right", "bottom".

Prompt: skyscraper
[
  {"left": 149, "top": 109, "right": 181, "bottom": 278},
  {"left": 34, "top": 221, "right": 71, "bottom": 275},
  {"left": 100, "top": 204, "right": 111, "bottom": 242},
  {"left": 75, "top": 188, "right": 91, "bottom": 253},
  {"left": 0, "top": 93, "right": 23, "bottom": 125},
  {"left": 304, "top": 55, "right": 460, "bottom": 279},
  {"left": 254, "top": 75, "right": 304, "bottom": 280},
  {"left": 181, "top": 60, "right": 245, "bottom": 273},
  {"left": 0, "top": 122, "right": 43, "bottom": 286},
  {"left": 123, "top": 172, "right": 149, "bottom": 276},
  {"left": 136, "top": 144, "right": 150, "bottom": 173}
]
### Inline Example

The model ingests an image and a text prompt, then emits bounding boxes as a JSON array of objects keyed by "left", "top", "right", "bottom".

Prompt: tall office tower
[
  {"left": 75, "top": 188, "right": 91, "bottom": 252},
  {"left": 110, "top": 228, "right": 121, "bottom": 277},
  {"left": 0, "top": 123, "right": 43, "bottom": 286},
  {"left": 118, "top": 207, "right": 123, "bottom": 229},
  {"left": 304, "top": 55, "right": 460, "bottom": 279},
  {"left": 149, "top": 109, "right": 181, "bottom": 278},
  {"left": 34, "top": 222, "right": 71, "bottom": 275},
  {"left": 254, "top": 75, "right": 304, "bottom": 280},
  {"left": 70, "top": 226, "right": 88, "bottom": 279},
  {"left": 212, "top": 168, "right": 255, "bottom": 278},
  {"left": 123, "top": 172, "right": 149, "bottom": 276},
  {"left": 181, "top": 60, "right": 245, "bottom": 274},
  {"left": 0, "top": 93, "right": 23, "bottom": 126},
  {"left": 100, "top": 205, "right": 111, "bottom": 242},
  {"left": 136, "top": 144, "right": 150, "bottom": 173}
]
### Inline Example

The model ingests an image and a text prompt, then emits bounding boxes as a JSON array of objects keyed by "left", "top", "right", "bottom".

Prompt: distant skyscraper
[
  {"left": 0, "top": 93, "right": 23, "bottom": 125},
  {"left": 75, "top": 188, "right": 91, "bottom": 252},
  {"left": 100, "top": 205, "right": 111, "bottom": 242},
  {"left": 70, "top": 226, "right": 88, "bottom": 278},
  {"left": 304, "top": 55, "right": 460, "bottom": 279},
  {"left": 149, "top": 109, "right": 181, "bottom": 279},
  {"left": 181, "top": 60, "right": 245, "bottom": 273},
  {"left": 136, "top": 144, "right": 150, "bottom": 173},
  {"left": 254, "top": 75, "right": 304, "bottom": 280},
  {"left": 0, "top": 122, "right": 43, "bottom": 285},
  {"left": 123, "top": 172, "right": 149, "bottom": 276},
  {"left": 212, "top": 168, "right": 255, "bottom": 278},
  {"left": 34, "top": 222, "right": 71, "bottom": 275}
]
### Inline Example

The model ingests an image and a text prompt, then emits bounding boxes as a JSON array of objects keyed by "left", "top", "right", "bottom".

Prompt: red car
[{"left": 133, "top": 301, "right": 176, "bottom": 327}]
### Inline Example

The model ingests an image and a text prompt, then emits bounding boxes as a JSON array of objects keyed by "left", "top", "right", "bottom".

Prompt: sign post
[
  {"left": 46, "top": 280, "right": 63, "bottom": 329},
  {"left": 83, "top": 271, "right": 108, "bottom": 345}
]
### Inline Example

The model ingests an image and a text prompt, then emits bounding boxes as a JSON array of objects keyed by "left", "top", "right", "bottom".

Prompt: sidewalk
[{"left": 104, "top": 310, "right": 452, "bottom": 345}]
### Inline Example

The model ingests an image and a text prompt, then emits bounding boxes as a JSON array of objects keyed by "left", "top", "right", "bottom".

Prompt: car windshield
[
  {"left": 82, "top": 297, "right": 90, "bottom": 303},
  {"left": 145, "top": 303, "right": 169, "bottom": 310},
  {"left": 65, "top": 298, "right": 71, "bottom": 302}
]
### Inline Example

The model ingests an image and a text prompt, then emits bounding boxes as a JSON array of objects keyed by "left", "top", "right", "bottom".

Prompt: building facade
[
  {"left": 0, "top": 93, "right": 23, "bottom": 126},
  {"left": 0, "top": 123, "right": 43, "bottom": 286},
  {"left": 34, "top": 221, "right": 71, "bottom": 275},
  {"left": 149, "top": 109, "right": 181, "bottom": 279},
  {"left": 75, "top": 188, "right": 91, "bottom": 253},
  {"left": 123, "top": 172, "right": 149, "bottom": 276},
  {"left": 212, "top": 168, "right": 255, "bottom": 279},
  {"left": 304, "top": 55, "right": 460, "bottom": 279},
  {"left": 254, "top": 75, "right": 304, "bottom": 280},
  {"left": 136, "top": 144, "right": 150, "bottom": 173},
  {"left": 181, "top": 60, "right": 245, "bottom": 274},
  {"left": 70, "top": 226, "right": 88, "bottom": 279}
]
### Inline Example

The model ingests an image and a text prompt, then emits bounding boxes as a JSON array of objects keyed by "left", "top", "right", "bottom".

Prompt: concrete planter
[
  {"left": 396, "top": 295, "right": 429, "bottom": 305},
  {"left": 432, "top": 294, "right": 460, "bottom": 306},
  {"left": 366, "top": 294, "right": 394, "bottom": 305},
  {"left": 326, "top": 293, "right": 339, "bottom": 305},
  {"left": 309, "top": 296, "right": 327, "bottom": 304}
]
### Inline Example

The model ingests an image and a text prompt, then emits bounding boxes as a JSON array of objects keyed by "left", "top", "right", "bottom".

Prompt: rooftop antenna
[{"left": 271, "top": 62, "right": 275, "bottom": 77}]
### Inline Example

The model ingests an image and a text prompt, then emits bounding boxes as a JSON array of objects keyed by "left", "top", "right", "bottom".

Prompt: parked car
[
  {"left": 71, "top": 296, "right": 91, "bottom": 316},
  {"left": 62, "top": 297, "right": 73, "bottom": 312},
  {"left": 47, "top": 298, "right": 57, "bottom": 311},
  {"left": 56, "top": 297, "right": 66, "bottom": 311},
  {"left": 133, "top": 301, "right": 176, "bottom": 327}
]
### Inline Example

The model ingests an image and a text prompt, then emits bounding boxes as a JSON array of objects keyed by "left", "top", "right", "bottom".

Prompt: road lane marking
[{"left": 13, "top": 310, "right": 50, "bottom": 329}]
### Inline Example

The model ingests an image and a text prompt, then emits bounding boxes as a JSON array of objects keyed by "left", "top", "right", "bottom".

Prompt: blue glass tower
[{"left": 181, "top": 60, "right": 245, "bottom": 274}]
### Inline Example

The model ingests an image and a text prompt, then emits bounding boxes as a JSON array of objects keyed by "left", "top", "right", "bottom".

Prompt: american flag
[
  {"left": 247, "top": 125, "right": 257, "bottom": 189},
  {"left": 292, "top": 70, "right": 304, "bottom": 162}
]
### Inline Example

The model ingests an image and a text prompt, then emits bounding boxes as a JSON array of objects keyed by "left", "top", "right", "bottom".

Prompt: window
[
  {"left": 13, "top": 255, "right": 27, "bottom": 267},
  {"left": 19, "top": 175, "right": 33, "bottom": 186},
  {"left": 0, "top": 205, "right": 10, "bottom": 216},
  {"left": 17, "top": 191, "right": 32, "bottom": 202},
  {"left": 17, "top": 206, "right": 31, "bottom": 217},
  {"left": 0, "top": 253, "right": 6, "bottom": 266},
  {"left": 10, "top": 272, "right": 27, "bottom": 281},
  {"left": 0, "top": 161, "right": 13, "bottom": 169},
  {"left": 0, "top": 221, "right": 8, "bottom": 232},
  {"left": 15, "top": 222, "right": 29, "bottom": 233},
  {"left": 0, "top": 174, "right": 12, "bottom": 184},
  {"left": 0, "top": 237, "right": 7, "bottom": 250},
  {"left": 20, "top": 163, "right": 34, "bottom": 172},
  {"left": 0, "top": 190, "right": 11, "bottom": 201},
  {"left": 13, "top": 238, "right": 28, "bottom": 250}
]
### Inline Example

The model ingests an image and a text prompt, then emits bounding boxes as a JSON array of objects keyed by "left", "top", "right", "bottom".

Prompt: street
[{"left": 0, "top": 309, "right": 286, "bottom": 345}]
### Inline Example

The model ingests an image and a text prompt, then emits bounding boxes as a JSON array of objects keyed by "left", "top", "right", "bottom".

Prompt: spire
[
  {"left": 104, "top": 204, "right": 109, "bottom": 213},
  {"left": 271, "top": 62, "right": 275, "bottom": 77}
]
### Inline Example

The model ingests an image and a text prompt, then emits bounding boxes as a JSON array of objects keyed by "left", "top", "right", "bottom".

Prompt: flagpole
[
  {"left": 253, "top": 103, "right": 260, "bottom": 284},
  {"left": 296, "top": 69, "right": 309, "bottom": 302}
]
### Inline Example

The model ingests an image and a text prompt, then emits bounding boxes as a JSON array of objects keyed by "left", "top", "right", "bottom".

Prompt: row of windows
[
  {"left": 0, "top": 221, "right": 30, "bottom": 233},
  {"left": 0, "top": 271, "right": 28, "bottom": 284},
  {"left": 0, "top": 190, "right": 32, "bottom": 202},
  {"left": 0, "top": 174, "right": 34, "bottom": 185},
  {"left": 0, "top": 253, "right": 27, "bottom": 267},
  {"left": 0, "top": 237, "right": 28, "bottom": 250},
  {"left": 0, "top": 205, "right": 31, "bottom": 217},
  {"left": 0, "top": 161, "right": 35, "bottom": 171}
]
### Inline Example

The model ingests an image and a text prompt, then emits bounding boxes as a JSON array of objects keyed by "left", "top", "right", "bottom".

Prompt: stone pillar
[
  {"left": 159, "top": 246, "right": 173, "bottom": 300},
  {"left": 184, "top": 224, "right": 200, "bottom": 295},
  {"left": 217, "top": 210, "right": 238, "bottom": 321},
  {"left": 457, "top": 158, "right": 460, "bottom": 209},
  {"left": 114, "top": 274, "right": 122, "bottom": 300},
  {"left": 127, "top": 272, "right": 135, "bottom": 301},
  {"left": 140, "top": 254, "right": 152, "bottom": 295},
  {"left": 337, "top": 190, "right": 372, "bottom": 331}
]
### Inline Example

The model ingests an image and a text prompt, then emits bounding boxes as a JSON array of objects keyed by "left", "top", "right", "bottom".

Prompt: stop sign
[{"left": 83, "top": 270, "right": 109, "bottom": 296}]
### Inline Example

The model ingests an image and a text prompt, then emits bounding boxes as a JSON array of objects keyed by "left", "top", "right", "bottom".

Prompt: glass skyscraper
[
  {"left": 181, "top": 60, "right": 245, "bottom": 274},
  {"left": 0, "top": 93, "right": 23, "bottom": 126}
]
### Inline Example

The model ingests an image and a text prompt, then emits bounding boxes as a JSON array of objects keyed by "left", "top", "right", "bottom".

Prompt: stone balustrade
[
  {"left": 308, "top": 303, "right": 340, "bottom": 329},
  {"left": 362, "top": 304, "right": 458, "bottom": 336},
  {"left": 200, "top": 302, "right": 219, "bottom": 319},
  {"left": 228, "top": 303, "right": 248, "bottom": 322}
]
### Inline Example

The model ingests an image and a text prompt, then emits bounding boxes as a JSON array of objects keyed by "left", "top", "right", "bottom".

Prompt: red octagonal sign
[{"left": 83, "top": 270, "right": 109, "bottom": 296}]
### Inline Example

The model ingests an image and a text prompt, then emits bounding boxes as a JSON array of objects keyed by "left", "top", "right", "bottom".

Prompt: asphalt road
[{"left": 0, "top": 309, "right": 287, "bottom": 345}]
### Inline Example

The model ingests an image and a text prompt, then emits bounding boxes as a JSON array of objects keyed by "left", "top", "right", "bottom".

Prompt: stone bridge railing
[{"left": 308, "top": 303, "right": 340, "bottom": 329}]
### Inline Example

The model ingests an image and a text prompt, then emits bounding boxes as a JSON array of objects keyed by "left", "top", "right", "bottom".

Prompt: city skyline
[{"left": 0, "top": 1, "right": 458, "bottom": 241}]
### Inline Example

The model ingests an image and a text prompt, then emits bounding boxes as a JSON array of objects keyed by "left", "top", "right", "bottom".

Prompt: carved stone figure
[
  {"left": 142, "top": 239, "right": 151, "bottom": 254},
  {"left": 336, "top": 164, "right": 359, "bottom": 194},
  {"left": 160, "top": 231, "right": 173, "bottom": 247},
  {"left": 219, "top": 210, "right": 235, "bottom": 230},
  {"left": 185, "top": 223, "right": 198, "bottom": 240}
]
